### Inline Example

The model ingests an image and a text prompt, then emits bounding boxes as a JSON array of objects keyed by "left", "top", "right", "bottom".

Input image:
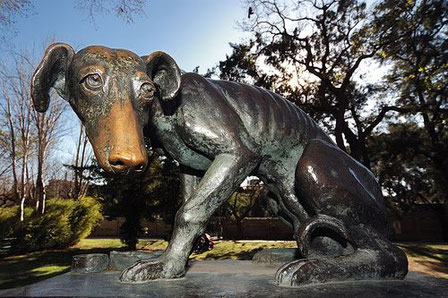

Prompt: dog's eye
[
  {"left": 140, "top": 83, "right": 155, "bottom": 100},
  {"left": 83, "top": 73, "right": 102, "bottom": 90}
]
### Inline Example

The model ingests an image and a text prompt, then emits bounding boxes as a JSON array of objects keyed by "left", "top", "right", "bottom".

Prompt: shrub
[
  {"left": 0, "top": 197, "right": 103, "bottom": 254},
  {"left": 68, "top": 197, "right": 103, "bottom": 243},
  {"left": 0, "top": 206, "right": 18, "bottom": 238},
  {"left": 0, "top": 206, "right": 20, "bottom": 252}
]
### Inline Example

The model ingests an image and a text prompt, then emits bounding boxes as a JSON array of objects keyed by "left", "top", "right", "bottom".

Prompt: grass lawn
[
  {"left": 0, "top": 239, "right": 446, "bottom": 290},
  {"left": 140, "top": 239, "right": 297, "bottom": 260}
]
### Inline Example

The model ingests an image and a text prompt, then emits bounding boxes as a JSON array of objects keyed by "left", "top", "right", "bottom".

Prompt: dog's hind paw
[{"left": 275, "top": 257, "right": 354, "bottom": 286}]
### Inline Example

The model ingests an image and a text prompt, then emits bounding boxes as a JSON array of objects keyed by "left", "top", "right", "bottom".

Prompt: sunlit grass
[
  {"left": 190, "top": 240, "right": 296, "bottom": 260},
  {"left": 30, "top": 265, "right": 70, "bottom": 277},
  {"left": 74, "top": 238, "right": 166, "bottom": 250},
  {"left": 73, "top": 238, "right": 125, "bottom": 249}
]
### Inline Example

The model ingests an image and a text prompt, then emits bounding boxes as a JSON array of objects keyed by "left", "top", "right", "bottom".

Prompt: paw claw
[{"left": 275, "top": 259, "right": 314, "bottom": 286}]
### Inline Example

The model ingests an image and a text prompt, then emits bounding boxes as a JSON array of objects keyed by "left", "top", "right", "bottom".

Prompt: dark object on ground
[
  {"left": 1, "top": 260, "right": 446, "bottom": 297},
  {"left": 31, "top": 43, "right": 408, "bottom": 286},
  {"left": 193, "top": 234, "right": 214, "bottom": 254}
]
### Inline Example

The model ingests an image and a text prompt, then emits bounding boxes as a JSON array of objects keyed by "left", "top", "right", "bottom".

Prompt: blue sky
[
  {"left": 3, "top": 0, "right": 249, "bottom": 166},
  {"left": 5, "top": 0, "right": 248, "bottom": 72}
]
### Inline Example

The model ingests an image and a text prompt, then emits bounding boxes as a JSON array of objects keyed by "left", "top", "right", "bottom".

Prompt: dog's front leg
[{"left": 120, "top": 152, "right": 259, "bottom": 282}]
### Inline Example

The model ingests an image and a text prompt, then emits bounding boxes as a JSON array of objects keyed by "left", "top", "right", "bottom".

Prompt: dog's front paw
[{"left": 119, "top": 260, "right": 175, "bottom": 283}]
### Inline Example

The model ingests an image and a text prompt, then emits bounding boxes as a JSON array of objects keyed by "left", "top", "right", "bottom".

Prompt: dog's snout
[{"left": 109, "top": 152, "right": 147, "bottom": 174}]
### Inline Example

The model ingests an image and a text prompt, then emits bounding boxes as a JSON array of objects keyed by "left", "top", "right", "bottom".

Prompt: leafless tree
[
  {"left": 32, "top": 93, "right": 66, "bottom": 214},
  {"left": 76, "top": 0, "right": 148, "bottom": 25},
  {"left": 71, "top": 123, "right": 92, "bottom": 199},
  {"left": 0, "top": 0, "right": 33, "bottom": 42},
  {"left": 0, "top": 47, "right": 68, "bottom": 218},
  {"left": 0, "top": 0, "right": 147, "bottom": 43},
  {"left": 0, "top": 52, "right": 34, "bottom": 221}
]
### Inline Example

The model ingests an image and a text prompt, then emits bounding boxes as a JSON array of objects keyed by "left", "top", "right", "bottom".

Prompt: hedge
[{"left": 0, "top": 197, "right": 102, "bottom": 254}]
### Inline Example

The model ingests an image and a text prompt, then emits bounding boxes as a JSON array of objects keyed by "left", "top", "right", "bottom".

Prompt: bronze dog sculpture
[{"left": 31, "top": 43, "right": 408, "bottom": 286}]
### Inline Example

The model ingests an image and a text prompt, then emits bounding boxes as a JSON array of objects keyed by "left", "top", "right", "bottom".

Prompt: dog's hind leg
[
  {"left": 265, "top": 180, "right": 310, "bottom": 234},
  {"left": 275, "top": 139, "right": 408, "bottom": 286}
]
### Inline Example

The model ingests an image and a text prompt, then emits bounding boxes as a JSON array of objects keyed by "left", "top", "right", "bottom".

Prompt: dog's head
[{"left": 31, "top": 43, "right": 181, "bottom": 175}]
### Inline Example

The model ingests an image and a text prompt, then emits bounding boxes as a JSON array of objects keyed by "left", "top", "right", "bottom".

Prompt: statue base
[{"left": 1, "top": 259, "right": 446, "bottom": 297}]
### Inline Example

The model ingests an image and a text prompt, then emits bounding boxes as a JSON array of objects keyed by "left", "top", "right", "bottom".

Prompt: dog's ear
[
  {"left": 31, "top": 43, "right": 74, "bottom": 112},
  {"left": 143, "top": 51, "right": 181, "bottom": 101}
]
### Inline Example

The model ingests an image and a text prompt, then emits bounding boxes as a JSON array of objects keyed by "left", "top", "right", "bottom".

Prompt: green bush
[
  {"left": 0, "top": 206, "right": 18, "bottom": 238},
  {"left": 0, "top": 197, "right": 103, "bottom": 254},
  {"left": 0, "top": 206, "right": 20, "bottom": 252},
  {"left": 68, "top": 197, "right": 103, "bottom": 242}
]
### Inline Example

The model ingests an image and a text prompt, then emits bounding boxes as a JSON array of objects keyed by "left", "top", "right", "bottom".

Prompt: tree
[
  {"left": 371, "top": 124, "right": 435, "bottom": 211},
  {"left": 71, "top": 124, "right": 91, "bottom": 200},
  {"left": 372, "top": 0, "right": 448, "bottom": 203},
  {"left": 32, "top": 92, "right": 66, "bottom": 214},
  {"left": 85, "top": 153, "right": 180, "bottom": 250},
  {"left": 0, "top": 0, "right": 33, "bottom": 42},
  {"left": 214, "top": 0, "right": 448, "bottom": 217},
  {"left": 76, "top": 0, "right": 148, "bottom": 25},
  {"left": 369, "top": 122, "right": 448, "bottom": 238},
  {"left": 0, "top": 49, "right": 68, "bottom": 219},
  {"left": 218, "top": 0, "right": 406, "bottom": 167},
  {"left": 0, "top": 0, "right": 148, "bottom": 42},
  {"left": 224, "top": 179, "right": 266, "bottom": 237},
  {"left": 0, "top": 53, "right": 34, "bottom": 221}
]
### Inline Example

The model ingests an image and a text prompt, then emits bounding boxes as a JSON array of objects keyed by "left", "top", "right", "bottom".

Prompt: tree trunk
[
  {"left": 236, "top": 218, "right": 244, "bottom": 239},
  {"left": 3, "top": 90, "right": 20, "bottom": 206},
  {"left": 36, "top": 114, "right": 47, "bottom": 214},
  {"left": 73, "top": 125, "right": 88, "bottom": 199},
  {"left": 19, "top": 150, "right": 28, "bottom": 222},
  {"left": 36, "top": 166, "right": 45, "bottom": 214}
]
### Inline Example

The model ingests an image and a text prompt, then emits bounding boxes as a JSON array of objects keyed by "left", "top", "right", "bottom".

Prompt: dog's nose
[{"left": 108, "top": 153, "right": 147, "bottom": 174}]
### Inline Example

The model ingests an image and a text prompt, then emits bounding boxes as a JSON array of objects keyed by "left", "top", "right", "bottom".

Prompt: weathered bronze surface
[{"left": 32, "top": 43, "right": 408, "bottom": 286}]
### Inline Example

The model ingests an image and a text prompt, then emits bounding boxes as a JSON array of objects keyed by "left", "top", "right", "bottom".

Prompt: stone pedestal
[
  {"left": 72, "top": 254, "right": 109, "bottom": 274},
  {"left": 252, "top": 248, "right": 298, "bottom": 265},
  {"left": 70, "top": 251, "right": 164, "bottom": 273},
  {"left": 1, "top": 260, "right": 447, "bottom": 297},
  {"left": 109, "top": 250, "right": 163, "bottom": 270}
]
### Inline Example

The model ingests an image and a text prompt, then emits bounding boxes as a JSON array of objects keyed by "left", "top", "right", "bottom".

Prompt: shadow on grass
[
  {"left": 398, "top": 243, "right": 448, "bottom": 276},
  {"left": 201, "top": 247, "right": 264, "bottom": 260},
  {"left": 0, "top": 247, "right": 128, "bottom": 290},
  {"left": 398, "top": 243, "right": 448, "bottom": 262}
]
